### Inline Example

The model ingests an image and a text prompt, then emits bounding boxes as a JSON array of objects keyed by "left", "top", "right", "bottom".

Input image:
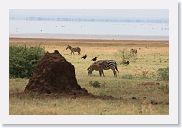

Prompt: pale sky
[
  {"left": 10, "top": 9, "right": 168, "bottom": 20},
  {"left": 9, "top": 9, "right": 169, "bottom": 39}
]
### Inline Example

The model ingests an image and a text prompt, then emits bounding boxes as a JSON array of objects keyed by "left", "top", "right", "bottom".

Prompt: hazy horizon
[{"left": 9, "top": 10, "right": 169, "bottom": 40}]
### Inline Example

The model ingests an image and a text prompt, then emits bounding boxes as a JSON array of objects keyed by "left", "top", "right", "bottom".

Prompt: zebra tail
[{"left": 115, "top": 63, "right": 119, "bottom": 73}]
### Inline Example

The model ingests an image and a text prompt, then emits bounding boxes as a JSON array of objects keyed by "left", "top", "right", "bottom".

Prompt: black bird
[
  {"left": 123, "top": 60, "right": 130, "bottom": 65},
  {"left": 92, "top": 57, "right": 97, "bottom": 61},
  {"left": 81, "top": 54, "right": 87, "bottom": 59}
]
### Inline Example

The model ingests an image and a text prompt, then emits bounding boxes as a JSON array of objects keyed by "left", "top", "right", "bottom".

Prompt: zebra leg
[
  {"left": 99, "top": 69, "right": 104, "bottom": 77},
  {"left": 99, "top": 70, "right": 102, "bottom": 77},
  {"left": 112, "top": 69, "right": 117, "bottom": 77},
  {"left": 78, "top": 49, "right": 81, "bottom": 55},
  {"left": 102, "top": 70, "right": 105, "bottom": 77}
]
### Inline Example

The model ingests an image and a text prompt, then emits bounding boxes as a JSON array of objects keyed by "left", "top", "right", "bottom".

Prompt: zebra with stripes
[
  {"left": 87, "top": 60, "right": 119, "bottom": 77},
  {"left": 66, "top": 45, "right": 81, "bottom": 55}
]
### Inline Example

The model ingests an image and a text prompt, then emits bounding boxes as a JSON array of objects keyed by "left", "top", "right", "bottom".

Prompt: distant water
[{"left": 9, "top": 15, "right": 169, "bottom": 40}]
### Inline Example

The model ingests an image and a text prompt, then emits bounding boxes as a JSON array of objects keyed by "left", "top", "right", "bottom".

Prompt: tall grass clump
[
  {"left": 89, "top": 81, "right": 101, "bottom": 88},
  {"left": 157, "top": 67, "right": 169, "bottom": 81},
  {"left": 116, "top": 49, "right": 137, "bottom": 64},
  {"left": 9, "top": 45, "right": 45, "bottom": 78}
]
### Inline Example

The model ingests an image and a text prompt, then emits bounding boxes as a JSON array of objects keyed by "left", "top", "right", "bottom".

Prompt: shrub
[
  {"left": 157, "top": 67, "right": 169, "bottom": 80},
  {"left": 116, "top": 49, "right": 137, "bottom": 64},
  {"left": 89, "top": 81, "right": 101, "bottom": 88},
  {"left": 9, "top": 45, "right": 45, "bottom": 78}
]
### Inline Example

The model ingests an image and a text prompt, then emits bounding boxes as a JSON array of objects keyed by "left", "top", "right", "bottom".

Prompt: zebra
[
  {"left": 66, "top": 45, "right": 81, "bottom": 55},
  {"left": 87, "top": 60, "right": 119, "bottom": 77}
]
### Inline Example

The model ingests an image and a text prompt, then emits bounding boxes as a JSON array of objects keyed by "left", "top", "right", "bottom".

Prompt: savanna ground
[{"left": 9, "top": 38, "right": 169, "bottom": 115}]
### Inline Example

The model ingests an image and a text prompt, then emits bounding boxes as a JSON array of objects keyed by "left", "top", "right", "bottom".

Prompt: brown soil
[{"left": 24, "top": 50, "right": 88, "bottom": 95}]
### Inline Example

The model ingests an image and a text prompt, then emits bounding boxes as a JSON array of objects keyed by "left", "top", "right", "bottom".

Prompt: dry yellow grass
[{"left": 9, "top": 38, "right": 169, "bottom": 115}]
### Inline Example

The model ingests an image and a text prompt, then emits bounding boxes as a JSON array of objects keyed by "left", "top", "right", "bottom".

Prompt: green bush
[
  {"left": 89, "top": 81, "right": 101, "bottom": 88},
  {"left": 157, "top": 67, "right": 169, "bottom": 80},
  {"left": 9, "top": 45, "right": 45, "bottom": 78}
]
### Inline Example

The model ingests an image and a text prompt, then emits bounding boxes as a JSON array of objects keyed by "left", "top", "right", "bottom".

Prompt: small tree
[{"left": 9, "top": 45, "right": 45, "bottom": 78}]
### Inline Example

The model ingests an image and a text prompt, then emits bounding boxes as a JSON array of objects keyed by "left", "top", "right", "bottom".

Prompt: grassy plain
[{"left": 9, "top": 38, "right": 169, "bottom": 115}]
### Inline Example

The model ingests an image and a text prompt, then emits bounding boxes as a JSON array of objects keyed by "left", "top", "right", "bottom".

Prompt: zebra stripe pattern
[
  {"left": 87, "top": 60, "right": 119, "bottom": 77},
  {"left": 66, "top": 45, "right": 81, "bottom": 55}
]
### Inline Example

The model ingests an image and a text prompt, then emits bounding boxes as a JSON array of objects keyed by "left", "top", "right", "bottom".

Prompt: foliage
[
  {"left": 9, "top": 45, "right": 45, "bottom": 78},
  {"left": 157, "top": 67, "right": 169, "bottom": 80},
  {"left": 89, "top": 81, "right": 101, "bottom": 88}
]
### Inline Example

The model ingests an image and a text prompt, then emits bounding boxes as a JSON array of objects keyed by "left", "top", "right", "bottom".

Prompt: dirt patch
[{"left": 24, "top": 50, "right": 88, "bottom": 95}]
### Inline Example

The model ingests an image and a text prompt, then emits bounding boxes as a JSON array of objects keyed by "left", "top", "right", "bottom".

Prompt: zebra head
[
  {"left": 87, "top": 63, "right": 101, "bottom": 76},
  {"left": 66, "top": 45, "right": 71, "bottom": 50},
  {"left": 87, "top": 66, "right": 93, "bottom": 75}
]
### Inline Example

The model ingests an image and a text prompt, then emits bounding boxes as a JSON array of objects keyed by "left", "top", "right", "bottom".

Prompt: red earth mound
[{"left": 24, "top": 50, "right": 88, "bottom": 95}]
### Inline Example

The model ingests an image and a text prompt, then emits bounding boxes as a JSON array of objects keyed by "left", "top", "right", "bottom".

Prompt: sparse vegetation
[
  {"left": 122, "top": 74, "right": 133, "bottom": 79},
  {"left": 89, "top": 81, "right": 101, "bottom": 88},
  {"left": 157, "top": 67, "right": 169, "bottom": 80},
  {"left": 141, "top": 69, "right": 149, "bottom": 78},
  {"left": 9, "top": 39, "right": 169, "bottom": 115},
  {"left": 117, "top": 49, "right": 137, "bottom": 64}
]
